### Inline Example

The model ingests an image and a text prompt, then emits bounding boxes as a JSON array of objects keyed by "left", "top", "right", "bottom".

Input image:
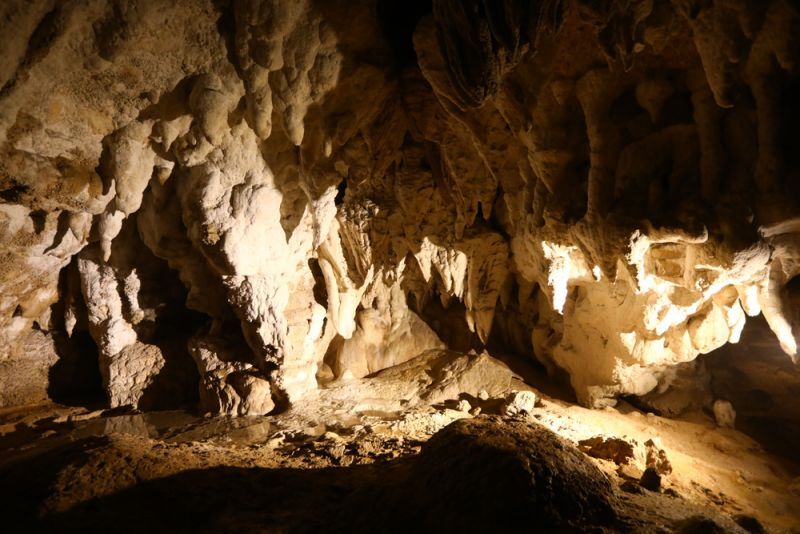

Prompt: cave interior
[{"left": 1, "top": 0, "right": 799, "bottom": 531}]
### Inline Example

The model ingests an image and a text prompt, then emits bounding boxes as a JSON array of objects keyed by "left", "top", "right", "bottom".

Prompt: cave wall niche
[{"left": 704, "top": 304, "right": 800, "bottom": 458}]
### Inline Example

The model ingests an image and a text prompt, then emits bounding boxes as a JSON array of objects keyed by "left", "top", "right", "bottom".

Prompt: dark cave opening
[
  {"left": 47, "top": 263, "right": 104, "bottom": 407},
  {"left": 417, "top": 294, "right": 483, "bottom": 353},
  {"left": 376, "top": 0, "right": 432, "bottom": 71},
  {"left": 334, "top": 177, "right": 347, "bottom": 206},
  {"left": 693, "top": 313, "right": 800, "bottom": 460},
  {"left": 48, "top": 329, "right": 104, "bottom": 407}
]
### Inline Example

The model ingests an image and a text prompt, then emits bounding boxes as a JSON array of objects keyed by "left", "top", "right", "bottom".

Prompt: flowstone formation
[{"left": 1, "top": 0, "right": 799, "bottom": 413}]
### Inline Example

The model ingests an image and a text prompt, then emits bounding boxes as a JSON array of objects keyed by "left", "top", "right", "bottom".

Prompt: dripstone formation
[{"left": 1, "top": 0, "right": 799, "bottom": 414}]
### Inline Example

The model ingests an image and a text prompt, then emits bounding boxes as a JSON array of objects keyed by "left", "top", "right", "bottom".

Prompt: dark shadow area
[
  {"left": 320, "top": 332, "right": 343, "bottom": 384},
  {"left": 0, "top": 183, "right": 30, "bottom": 202},
  {"left": 48, "top": 330, "right": 104, "bottom": 406},
  {"left": 1, "top": 416, "right": 745, "bottom": 532},
  {"left": 0, "top": 435, "right": 102, "bottom": 527},
  {"left": 136, "top": 334, "right": 200, "bottom": 412},
  {"left": 409, "top": 275, "right": 578, "bottom": 403},
  {"left": 3, "top": 418, "right": 631, "bottom": 533},
  {"left": 40, "top": 462, "right": 383, "bottom": 533},
  {"left": 43, "top": 210, "right": 72, "bottom": 253},
  {"left": 46, "top": 215, "right": 206, "bottom": 411},
  {"left": 47, "top": 259, "right": 104, "bottom": 406},
  {"left": 415, "top": 295, "right": 483, "bottom": 352},
  {"left": 486, "top": 302, "right": 578, "bottom": 403},
  {"left": 0, "top": 400, "right": 770, "bottom": 533},
  {"left": 211, "top": 0, "right": 240, "bottom": 77},
  {"left": 113, "top": 215, "right": 203, "bottom": 411},
  {"left": 308, "top": 258, "right": 328, "bottom": 309},
  {"left": 704, "top": 314, "right": 800, "bottom": 460},
  {"left": 334, "top": 177, "right": 347, "bottom": 205},
  {"left": 29, "top": 209, "right": 47, "bottom": 233},
  {"left": 274, "top": 166, "right": 309, "bottom": 241},
  {"left": 376, "top": 0, "right": 432, "bottom": 72},
  {"left": 779, "top": 72, "right": 800, "bottom": 202},
  {"left": 493, "top": 350, "right": 578, "bottom": 405},
  {"left": 136, "top": 75, "right": 196, "bottom": 121}
]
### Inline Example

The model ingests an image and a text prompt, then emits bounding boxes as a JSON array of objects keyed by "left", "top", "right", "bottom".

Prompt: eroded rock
[
  {"left": 501, "top": 390, "right": 537, "bottom": 416},
  {"left": 713, "top": 399, "right": 737, "bottom": 429},
  {"left": 579, "top": 436, "right": 637, "bottom": 465},
  {"left": 397, "top": 417, "right": 618, "bottom": 530},
  {"left": 189, "top": 334, "right": 275, "bottom": 416},
  {"left": 0, "top": 0, "right": 798, "bottom": 417}
]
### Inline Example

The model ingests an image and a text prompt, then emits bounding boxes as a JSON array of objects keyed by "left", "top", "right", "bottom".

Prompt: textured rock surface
[
  {"left": 0, "top": 0, "right": 799, "bottom": 413},
  {"left": 501, "top": 389, "right": 537, "bottom": 416},
  {"left": 0, "top": 404, "right": 768, "bottom": 533},
  {"left": 0, "top": 330, "right": 58, "bottom": 406},
  {"left": 0, "top": 349, "right": 796, "bottom": 532},
  {"left": 377, "top": 416, "right": 619, "bottom": 531},
  {"left": 189, "top": 333, "right": 275, "bottom": 416}
]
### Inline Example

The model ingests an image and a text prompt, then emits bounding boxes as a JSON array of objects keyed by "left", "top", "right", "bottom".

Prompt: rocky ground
[{"left": 1, "top": 350, "right": 797, "bottom": 532}]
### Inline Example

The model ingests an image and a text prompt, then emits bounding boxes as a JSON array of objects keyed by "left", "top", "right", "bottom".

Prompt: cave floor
[{"left": 1, "top": 351, "right": 798, "bottom": 532}]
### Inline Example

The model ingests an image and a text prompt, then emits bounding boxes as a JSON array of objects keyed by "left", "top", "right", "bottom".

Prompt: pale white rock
[
  {"left": 330, "top": 282, "right": 444, "bottom": 379},
  {"left": 688, "top": 304, "right": 730, "bottom": 354},
  {"left": 77, "top": 247, "right": 138, "bottom": 359},
  {"left": 317, "top": 218, "right": 375, "bottom": 340},
  {"left": 713, "top": 399, "right": 737, "bottom": 429},
  {"left": 102, "top": 342, "right": 165, "bottom": 409},
  {"left": 510, "top": 224, "right": 783, "bottom": 406},
  {"left": 316, "top": 350, "right": 517, "bottom": 416},
  {"left": 0, "top": 204, "right": 90, "bottom": 362},
  {"left": 502, "top": 390, "right": 538, "bottom": 417},
  {"left": 106, "top": 121, "right": 157, "bottom": 216},
  {"left": 420, "top": 351, "right": 515, "bottom": 405}
]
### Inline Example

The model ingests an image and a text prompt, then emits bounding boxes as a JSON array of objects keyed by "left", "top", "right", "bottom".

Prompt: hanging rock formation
[{"left": 1, "top": 0, "right": 799, "bottom": 413}]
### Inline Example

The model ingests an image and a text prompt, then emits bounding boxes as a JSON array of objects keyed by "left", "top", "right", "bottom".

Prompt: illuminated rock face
[{"left": 0, "top": 0, "right": 799, "bottom": 412}]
